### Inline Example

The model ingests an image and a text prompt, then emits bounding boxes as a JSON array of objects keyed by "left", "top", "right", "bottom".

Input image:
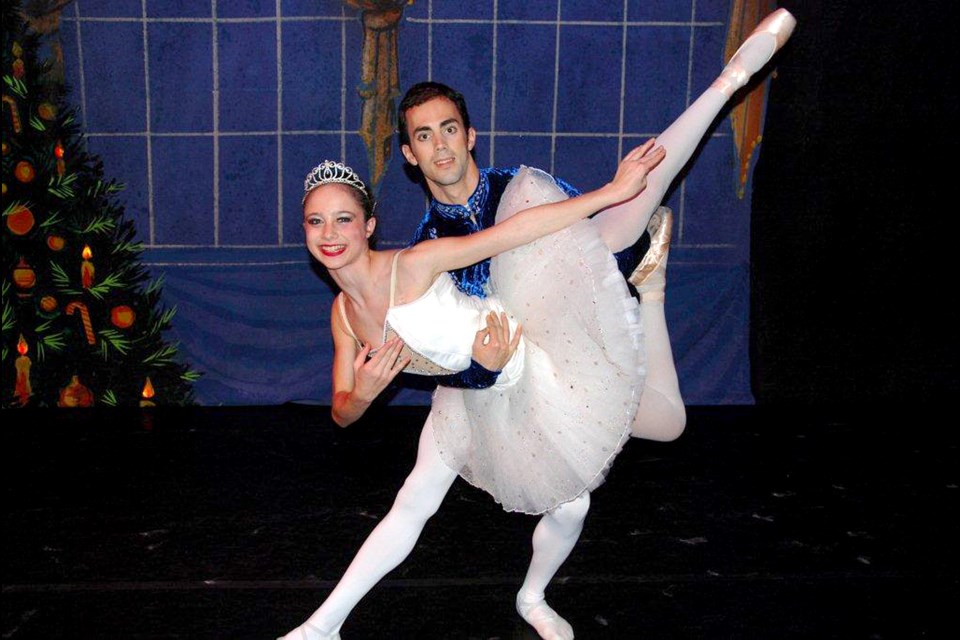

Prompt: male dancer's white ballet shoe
[
  {"left": 711, "top": 7, "right": 797, "bottom": 98},
  {"left": 517, "top": 593, "right": 575, "bottom": 640},
  {"left": 628, "top": 206, "right": 673, "bottom": 303},
  {"left": 277, "top": 622, "right": 340, "bottom": 640}
]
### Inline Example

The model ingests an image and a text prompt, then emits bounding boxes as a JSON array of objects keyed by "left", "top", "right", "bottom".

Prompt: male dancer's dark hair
[{"left": 397, "top": 81, "right": 472, "bottom": 147}]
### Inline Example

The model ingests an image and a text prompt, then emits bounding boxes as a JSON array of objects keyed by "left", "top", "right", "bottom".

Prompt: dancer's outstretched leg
[
  {"left": 516, "top": 492, "right": 591, "bottom": 640},
  {"left": 629, "top": 209, "right": 686, "bottom": 442},
  {"left": 595, "top": 8, "right": 796, "bottom": 253},
  {"left": 279, "top": 413, "right": 458, "bottom": 640},
  {"left": 596, "top": 9, "right": 795, "bottom": 441}
]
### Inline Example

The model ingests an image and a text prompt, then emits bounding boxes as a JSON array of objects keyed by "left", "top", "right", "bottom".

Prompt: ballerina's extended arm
[{"left": 407, "top": 140, "right": 665, "bottom": 283}]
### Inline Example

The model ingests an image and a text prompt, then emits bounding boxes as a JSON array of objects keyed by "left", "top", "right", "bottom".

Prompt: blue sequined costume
[
  {"left": 410, "top": 167, "right": 581, "bottom": 299},
  {"left": 411, "top": 167, "right": 579, "bottom": 389}
]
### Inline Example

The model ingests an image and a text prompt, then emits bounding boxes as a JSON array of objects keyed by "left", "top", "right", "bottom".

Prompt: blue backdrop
[{"left": 58, "top": 0, "right": 755, "bottom": 405}]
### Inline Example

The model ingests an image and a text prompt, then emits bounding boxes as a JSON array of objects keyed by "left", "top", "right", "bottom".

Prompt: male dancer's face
[{"left": 400, "top": 96, "right": 479, "bottom": 204}]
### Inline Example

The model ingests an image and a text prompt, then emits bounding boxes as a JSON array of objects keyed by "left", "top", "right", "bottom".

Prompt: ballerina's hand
[
  {"left": 608, "top": 138, "right": 666, "bottom": 202},
  {"left": 352, "top": 337, "right": 411, "bottom": 401}
]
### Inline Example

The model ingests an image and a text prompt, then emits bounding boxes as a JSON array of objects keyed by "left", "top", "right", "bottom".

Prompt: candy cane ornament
[
  {"left": 2, "top": 95, "right": 22, "bottom": 133},
  {"left": 65, "top": 301, "right": 96, "bottom": 345}
]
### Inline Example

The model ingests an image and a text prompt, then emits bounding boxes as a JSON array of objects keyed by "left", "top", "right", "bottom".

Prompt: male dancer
[
  {"left": 399, "top": 81, "right": 687, "bottom": 443},
  {"left": 395, "top": 82, "right": 686, "bottom": 640},
  {"left": 281, "top": 9, "right": 795, "bottom": 638}
]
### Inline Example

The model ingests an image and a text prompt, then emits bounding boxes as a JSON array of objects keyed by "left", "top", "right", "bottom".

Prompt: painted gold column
[{"left": 345, "top": 0, "right": 410, "bottom": 197}]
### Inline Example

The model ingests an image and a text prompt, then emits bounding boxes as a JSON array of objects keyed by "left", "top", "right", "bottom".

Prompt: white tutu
[{"left": 431, "top": 166, "right": 645, "bottom": 514}]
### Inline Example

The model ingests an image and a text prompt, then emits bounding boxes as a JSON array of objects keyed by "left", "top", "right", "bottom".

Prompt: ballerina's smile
[{"left": 320, "top": 244, "right": 347, "bottom": 257}]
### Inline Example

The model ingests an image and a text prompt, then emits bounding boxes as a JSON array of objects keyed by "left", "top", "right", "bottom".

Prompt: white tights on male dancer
[{"left": 281, "top": 11, "right": 795, "bottom": 639}]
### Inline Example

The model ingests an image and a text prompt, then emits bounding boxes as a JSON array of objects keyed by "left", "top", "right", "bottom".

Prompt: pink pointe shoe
[
  {"left": 628, "top": 207, "right": 673, "bottom": 302},
  {"left": 277, "top": 623, "right": 340, "bottom": 640},
  {"left": 712, "top": 8, "right": 797, "bottom": 98}
]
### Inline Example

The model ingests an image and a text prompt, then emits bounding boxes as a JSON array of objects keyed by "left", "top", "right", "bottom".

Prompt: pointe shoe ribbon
[{"left": 712, "top": 8, "right": 797, "bottom": 97}]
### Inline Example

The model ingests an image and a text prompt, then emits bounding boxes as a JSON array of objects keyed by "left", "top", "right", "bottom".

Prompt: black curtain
[{"left": 751, "top": 0, "right": 959, "bottom": 404}]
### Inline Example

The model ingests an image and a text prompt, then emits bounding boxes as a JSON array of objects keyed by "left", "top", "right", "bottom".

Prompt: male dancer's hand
[{"left": 472, "top": 311, "right": 522, "bottom": 372}]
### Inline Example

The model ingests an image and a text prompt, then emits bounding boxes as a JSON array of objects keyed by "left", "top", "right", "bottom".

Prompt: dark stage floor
[{"left": 3, "top": 404, "right": 957, "bottom": 639}]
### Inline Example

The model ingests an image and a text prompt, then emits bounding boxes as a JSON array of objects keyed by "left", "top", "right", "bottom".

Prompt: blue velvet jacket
[{"left": 409, "top": 167, "right": 580, "bottom": 389}]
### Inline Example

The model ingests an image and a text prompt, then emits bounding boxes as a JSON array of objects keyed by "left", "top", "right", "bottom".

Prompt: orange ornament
[
  {"left": 38, "top": 102, "right": 57, "bottom": 121},
  {"left": 6, "top": 204, "right": 34, "bottom": 235},
  {"left": 12, "top": 58, "right": 24, "bottom": 78},
  {"left": 14, "top": 161, "right": 35, "bottom": 183},
  {"left": 12, "top": 258, "right": 36, "bottom": 291},
  {"left": 47, "top": 235, "right": 65, "bottom": 251},
  {"left": 110, "top": 305, "right": 136, "bottom": 329},
  {"left": 40, "top": 295, "right": 58, "bottom": 312},
  {"left": 58, "top": 375, "right": 94, "bottom": 407}
]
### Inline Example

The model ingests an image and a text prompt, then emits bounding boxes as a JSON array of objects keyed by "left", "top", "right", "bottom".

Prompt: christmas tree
[{"left": 2, "top": 2, "right": 198, "bottom": 408}]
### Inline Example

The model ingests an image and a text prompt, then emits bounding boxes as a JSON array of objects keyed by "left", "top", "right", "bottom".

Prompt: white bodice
[{"left": 386, "top": 274, "right": 525, "bottom": 386}]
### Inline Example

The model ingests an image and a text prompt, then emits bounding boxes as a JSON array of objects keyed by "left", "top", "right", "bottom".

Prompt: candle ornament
[
  {"left": 14, "top": 334, "right": 32, "bottom": 406},
  {"left": 81, "top": 244, "right": 95, "bottom": 288},
  {"left": 140, "top": 377, "right": 156, "bottom": 407}
]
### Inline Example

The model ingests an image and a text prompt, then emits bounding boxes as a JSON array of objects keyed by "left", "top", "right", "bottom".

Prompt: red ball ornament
[
  {"left": 39, "top": 103, "right": 57, "bottom": 121},
  {"left": 58, "top": 375, "right": 94, "bottom": 407},
  {"left": 40, "top": 296, "right": 58, "bottom": 313},
  {"left": 110, "top": 305, "right": 136, "bottom": 329},
  {"left": 12, "top": 258, "right": 36, "bottom": 291},
  {"left": 6, "top": 205, "right": 34, "bottom": 235},
  {"left": 47, "top": 235, "right": 65, "bottom": 251},
  {"left": 14, "top": 161, "right": 35, "bottom": 183}
]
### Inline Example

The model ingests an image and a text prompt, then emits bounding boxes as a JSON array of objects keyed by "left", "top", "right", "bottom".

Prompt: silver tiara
[{"left": 303, "top": 160, "right": 368, "bottom": 203}]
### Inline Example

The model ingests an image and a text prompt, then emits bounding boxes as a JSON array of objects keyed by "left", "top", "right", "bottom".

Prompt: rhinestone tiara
[{"left": 303, "top": 160, "right": 368, "bottom": 203}]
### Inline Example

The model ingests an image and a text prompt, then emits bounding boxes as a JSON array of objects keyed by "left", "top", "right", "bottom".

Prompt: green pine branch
[
  {"left": 145, "top": 275, "right": 166, "bottom": 295},
  {"left": 86, "top": 270, "right": 128, "bottom": 300},
  {"left": 97, "top": 328, "right": 131, "bottom": 357},
  {"left": 112, "top": 239, "right": 145, "bottom": 255},
  {"left": 29, "top": 114, "right": 45, "bottom": 132},
  {"left": 3, "top": 200, "right": 31, "bottom": 218},
  {"left": 40, "top": 210, "right": 63, "bottom": 228},
  {"left": 2, "top": 291, "right": 14, "bottom": 333},
  {"left": 143, "top": 344, "right": 179, "bottom": 366},
  {"left": 150, "top": 306, "right": 178, "bottom": 335},
  {"left": 82, "top": 215, "right": 118, "bottom": 235},
  {"left": 3, "top": 74, "right": 27, "bottom": 97},
  {"left": 182, "top": 370, "right": 202, "bottom": 382},
  {"left": 47, "top": 173, "right": 78, "bottom": 200},
  {"left": 100, "top": 390, "right": 119, "bottom": 406},
  {"left": 49, "top": 262, "right": 76, "bottom": 290},
  {"left": 36, "top": 331, "right": 67, "bottom": 361},
  {"left": 86, "top": 180, "right": 126, "bottom": 199}
]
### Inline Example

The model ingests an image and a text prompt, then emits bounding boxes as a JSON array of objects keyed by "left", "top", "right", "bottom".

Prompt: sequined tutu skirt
[{"left": 431, "top": 166, "right": 645, "bottom": 514}]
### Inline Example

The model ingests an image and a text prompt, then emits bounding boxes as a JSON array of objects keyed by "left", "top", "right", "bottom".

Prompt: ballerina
[{"left": 281, "top": 8, "right": 796, "bottom": 639}]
